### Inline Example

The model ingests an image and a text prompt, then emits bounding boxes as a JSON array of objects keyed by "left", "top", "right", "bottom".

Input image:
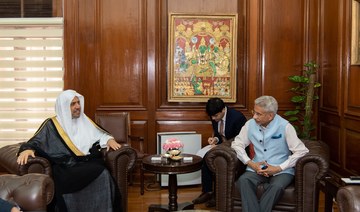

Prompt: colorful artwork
[
  {"left": 352, "top": 0, "right": 360, "bottom": 65},
  {"left": 167, "top": 14, "right": 238, "bottom": 102}
]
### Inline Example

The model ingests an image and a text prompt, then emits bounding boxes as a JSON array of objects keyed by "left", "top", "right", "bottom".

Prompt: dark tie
[{"left": 219, "top": 119, "right": 225, "bottom": 137}]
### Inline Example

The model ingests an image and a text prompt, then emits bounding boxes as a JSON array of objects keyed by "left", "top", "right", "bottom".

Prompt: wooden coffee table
[{"left": 142, "top": 153, "right": 202, "bottom": 212}]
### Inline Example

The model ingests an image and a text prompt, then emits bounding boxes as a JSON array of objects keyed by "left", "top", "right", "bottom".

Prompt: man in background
[{"left": 193, "top": 97, "right": 247, "bottom": 207}]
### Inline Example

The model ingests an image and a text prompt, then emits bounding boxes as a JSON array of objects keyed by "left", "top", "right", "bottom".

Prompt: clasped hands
[{"left": 247, "top": 160, "right": 282, "bottom": 177}]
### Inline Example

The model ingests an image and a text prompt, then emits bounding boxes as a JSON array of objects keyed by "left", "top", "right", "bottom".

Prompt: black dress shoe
[
  {"left": 192, "top": 192, "right": 213, "bottom": 204},
  {"left": 205, "top": 197, "right": 216, "bottom": 208}
]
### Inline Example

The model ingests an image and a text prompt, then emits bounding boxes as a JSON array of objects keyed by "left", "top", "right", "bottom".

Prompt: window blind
[
  {"left": 0, "top": 18, "right": 64, "bottom": 147},
  {"left": 0, "top": 0, "right": 53, "bottom": 18}
]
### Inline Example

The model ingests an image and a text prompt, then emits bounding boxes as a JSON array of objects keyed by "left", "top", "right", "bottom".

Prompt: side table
[{"left": 142, "top": 153, "right": 203, "bottom": 212}]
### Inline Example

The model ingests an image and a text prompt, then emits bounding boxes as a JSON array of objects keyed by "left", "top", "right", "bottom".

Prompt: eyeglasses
[{"left": 251, "top": 110, "right": 266, "bottom": 117}]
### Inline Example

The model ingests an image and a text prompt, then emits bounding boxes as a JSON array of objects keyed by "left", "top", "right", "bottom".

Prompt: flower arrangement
[{"left": 162, "top": 138, "right": 184, "bottom": 152}]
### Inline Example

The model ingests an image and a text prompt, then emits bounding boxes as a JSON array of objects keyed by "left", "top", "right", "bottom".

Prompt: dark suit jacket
[
  {"left": 211, "top": 107, "right": 247, "bottom": 144},
  {"left": 0, "top": 198, "right": 13, "bottom": 212}
]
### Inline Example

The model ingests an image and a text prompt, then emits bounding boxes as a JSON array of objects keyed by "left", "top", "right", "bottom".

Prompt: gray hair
[{"left": 254, "top": 96, "right": 278, "bottom": 114}]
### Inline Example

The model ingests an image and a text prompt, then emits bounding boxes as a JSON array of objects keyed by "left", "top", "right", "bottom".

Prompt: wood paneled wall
[
  {"left": 63, "top": 0, "right": 360, "bottom": 176},
  {"left": 317, "top": 0, "right": 360, "bottom": 177}
]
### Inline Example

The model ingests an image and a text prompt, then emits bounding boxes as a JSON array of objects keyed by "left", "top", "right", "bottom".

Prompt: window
[
  {"left": 0, "top": 0, "right": 53, "bottom": 18},
  {"left": 0, "top": 18, "right": 64, "bottom": 147}
]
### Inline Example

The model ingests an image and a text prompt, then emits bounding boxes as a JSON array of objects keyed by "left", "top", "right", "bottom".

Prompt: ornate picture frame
[
  {"left": 167, "top": 13, "right": 238, "bottom": 102},
  {"left": 352, "top": 0, "right": 360, "bottom": 65}
]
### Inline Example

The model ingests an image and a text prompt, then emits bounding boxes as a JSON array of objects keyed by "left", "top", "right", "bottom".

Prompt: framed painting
[
  {"left": 352, "top": 0, "right": 360, "bottom": 65},
  {"left": 167, "top": 13, "right": 238, "bottom": 102}
]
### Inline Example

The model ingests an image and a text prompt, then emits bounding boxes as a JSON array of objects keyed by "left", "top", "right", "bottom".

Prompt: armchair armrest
[
  {"left": 0, "top": 173, "right": 54, "bottom": 211},
  {"left": 19, "top": 156, "right": 52, "bottom": 176},
  {"left": 103, "top": 145, "right": 137, "bottom": 212},
  {"left": 294, "top": 140, "right": 329, "bottom": 212},
  {"left": 103, "top": 145, "right": 137, "bottom": 175},
  {"left": 337, "top": 185, "right": 360, "bottom": 212},
  {"left": 0, "top": 143, "right": 53, "bottom": 176},
  {"left": 206, "top": 144, "right": 246, "bottom": 211}
]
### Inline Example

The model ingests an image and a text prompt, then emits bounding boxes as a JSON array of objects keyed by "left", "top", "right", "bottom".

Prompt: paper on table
[
  {"left": 341, "top": 178, "right": 360, "bottom": 184},
  {"left": 196, "top": 145, "right": 214, "bottom": 158}
]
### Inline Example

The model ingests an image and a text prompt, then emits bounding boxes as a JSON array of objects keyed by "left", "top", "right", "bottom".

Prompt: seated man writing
[
  {"left": 17, "top": 89, "right": 122, "bottom": 212},
  {"left": 193, "top": 97, "right": 247, "bottom": 207}
]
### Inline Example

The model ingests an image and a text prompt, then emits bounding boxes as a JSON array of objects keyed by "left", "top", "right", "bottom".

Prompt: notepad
[{"left": 196, "top": 145, "right": 213, "bottom": 158}]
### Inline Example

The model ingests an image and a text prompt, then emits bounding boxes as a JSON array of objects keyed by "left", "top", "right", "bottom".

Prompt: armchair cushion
[
  {"left": 205, "top": 140, "right": 329, "bottom": 212},
  {"left": 0, "top": 173, "right": 54, "bottom": 211}
]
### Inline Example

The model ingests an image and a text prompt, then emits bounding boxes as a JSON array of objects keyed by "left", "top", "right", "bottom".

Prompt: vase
[
  {"left": 167, "top": 148, "right": 181, "bottom": 156},
  {"left": 167, "top": 149, "right": 182, "bottom": 161}
]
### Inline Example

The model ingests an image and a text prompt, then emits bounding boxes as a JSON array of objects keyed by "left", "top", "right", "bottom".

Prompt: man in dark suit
[{"left": 193, "top": 97, "right": 247, "bottom": 207}]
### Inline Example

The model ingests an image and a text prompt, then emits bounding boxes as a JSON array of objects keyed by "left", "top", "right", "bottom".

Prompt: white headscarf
[{"left": 55, "top": 89, "right": 111, "bottom": 154}]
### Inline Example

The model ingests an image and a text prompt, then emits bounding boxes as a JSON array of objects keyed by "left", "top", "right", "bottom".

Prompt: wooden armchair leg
[{"left": 140, "top": 165, "right": 145, "bottom": 195}]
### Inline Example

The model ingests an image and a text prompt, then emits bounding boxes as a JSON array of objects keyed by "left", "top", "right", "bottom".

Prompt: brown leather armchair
[
  {"left": 337, "top": 185, "right": 360, "bottom": 212},
  {"left": 0, "top": 173, "right": 54, "bottom": 212},
  {"left": 95, "top": 112, "right": 148, "bottom": 194},
  {"left": 0, "top": 142, "right": 137, "bottom": 212},
  {"left": 205, "top": 140, "right": 329, "bottom": 212}
]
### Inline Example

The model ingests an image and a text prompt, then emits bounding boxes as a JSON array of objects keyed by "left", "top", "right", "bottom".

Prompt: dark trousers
[
  {"left": 201, "top": 160, "right": 215, "bottom": 193},
  {"left": 236, "top": 171, "right": 294, "bottom": 212}
]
